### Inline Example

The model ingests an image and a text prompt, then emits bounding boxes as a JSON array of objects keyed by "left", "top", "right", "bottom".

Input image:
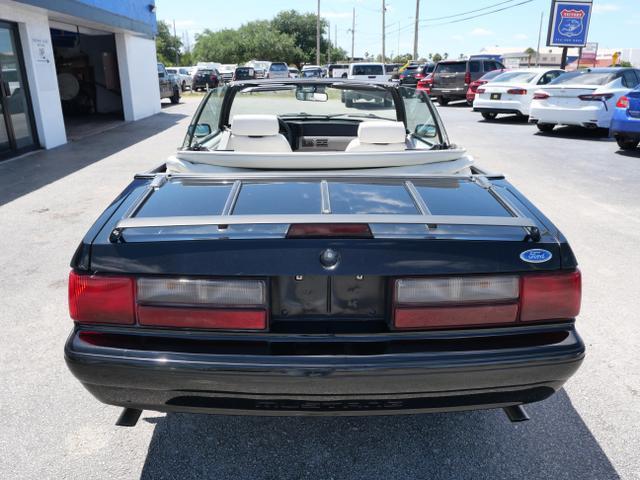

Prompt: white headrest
[
  {"left": 358, "top": 121, "right": 406, "bottom": 144},
  {"left": 231, "top": 114, "right": 279, "bottom": 136}
]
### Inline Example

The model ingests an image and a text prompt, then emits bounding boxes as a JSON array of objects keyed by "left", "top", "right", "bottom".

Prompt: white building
[{"left": 0, "top": 0, "right": 160, "bottom": 161}]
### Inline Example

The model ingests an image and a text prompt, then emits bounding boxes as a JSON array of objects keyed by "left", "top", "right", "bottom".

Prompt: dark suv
[
  {"left": 431, "top": 58, "right": 505, "bottom": 105},
  {"left": 399, "top": 63, "right": 435, "bottom": 87}
]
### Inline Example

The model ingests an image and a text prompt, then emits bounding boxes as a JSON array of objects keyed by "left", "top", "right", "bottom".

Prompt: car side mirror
[
  {"left": 189, "top": 123, "right": 212, "bottom": 137},
  {"left": 415, "top": 124, "right": 437, "bottom": 138},
  {"left": 295, "top": 86, "right": 328, "bottom": 102}
]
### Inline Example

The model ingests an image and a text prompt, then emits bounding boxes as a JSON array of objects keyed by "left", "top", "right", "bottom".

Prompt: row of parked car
[{"left": 416, "top": 58, "right": 640, "bottom": 151}]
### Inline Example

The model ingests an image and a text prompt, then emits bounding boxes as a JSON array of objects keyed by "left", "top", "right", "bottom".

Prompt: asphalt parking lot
[{"left": 1, "top": 93, "right": 639, "bottom": 480}]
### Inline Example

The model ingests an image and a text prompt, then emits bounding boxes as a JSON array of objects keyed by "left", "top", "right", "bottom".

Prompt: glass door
[{"left": 0, "top": 21, "right": 37, "bottom": 159}]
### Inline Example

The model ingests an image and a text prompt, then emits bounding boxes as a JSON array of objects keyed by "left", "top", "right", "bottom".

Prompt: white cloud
[
  {"left": 470, "top": 28, "right": 494, "bottom": 36},
  {"left": 451, "top": 34, "right": 464, "bottom": 41},
  {"left": 514, "top": 33, "right": 528, "bottom": 40},
  {"left": 323, "top": 11, "right": 352, "bottom": 19},
  {"left": 593, "top": 3, "right": 620, "bottom": 13}
]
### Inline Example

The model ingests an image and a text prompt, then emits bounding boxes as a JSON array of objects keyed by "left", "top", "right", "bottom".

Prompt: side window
[
  {"left": 494, "top": 61, "right": 505, "bottom": 70},
  {"left": 538, "top": 71, "right": 563, "bottom": 85},
  {"left": 183, "top": 85, "right": 227, "bottom": 148},
  {"left": 483, "top": 61, "right": 496, "bottom": 72},
  {"left": 469, "top": 61, "right": 481, "bottom": 73},
  {"left": 400, "top": 86, "right": 443, "bottom": 146},
  {"left": 621, "top": 70, "right": 637, "bottom": 88}
]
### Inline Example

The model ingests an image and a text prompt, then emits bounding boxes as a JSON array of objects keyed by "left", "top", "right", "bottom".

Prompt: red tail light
[
  {"left": 533, "top": 92, "right": 550, "bottom": 100},
  {"left": 415, "top": 73, "right": 424, "bottom": 79},
  {"left": 69, "top": 271, "right": 135, "bottom": 324},
  {"left": 69, "top": 273, "right": 267, "bottom": 330},
  {"left": 578, "top": 93, "right": 614, "bottom": 101},
  {"left": 507, "top": 88, "right": 527, "bottom": 95},
  {"left": 520, "top": 271, "right": 581, "bottom": 322},
  {"left": 393, "top": 271, "right": 581, "bottom": 330},
  {"left": 464, "top": 71, "right": 471, "bottom": 85},
  {"left": 138, "top": 306, "right": 266, "bottom": 330},
  {"left": 286, "top": 223, "right": 373, "bottom": 238},
  {"left": 616, "top": 96, "right": 630, "bottom": 108}
]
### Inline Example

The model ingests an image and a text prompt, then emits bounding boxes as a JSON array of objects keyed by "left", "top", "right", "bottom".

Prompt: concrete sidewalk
[{"left": 0, "top": 98, "right": 197, "bottom": 480}]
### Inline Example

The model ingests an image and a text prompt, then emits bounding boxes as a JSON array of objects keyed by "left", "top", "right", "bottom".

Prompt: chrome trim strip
[
  {"left": 404, "top": 180, "right": 431, "bottom": 215},
  {"left": 116, "top": 214, "right": 536, "bottom": 229},
  {"left": 221, "top": 180, "right": 242, "bottom": 216}
]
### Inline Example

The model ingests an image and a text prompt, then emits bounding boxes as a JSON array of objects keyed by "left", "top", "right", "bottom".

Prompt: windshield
[
  {"left": 270, "top": 63, "right": 288, "bottom": 72},
  {"left": 436, "top": 62, "right": 466, "bottom": 74},
  {"left": 183, "top": 83, "right": 448, "bottom": 150},
  {"left": 352, "top": 65, "right": 384, "bottom": 76},
  {"left": 491, "top": 71, "right": 537, "bottom": 83},
  {"left": 549, "top": 71, "right": 615, "bottom": 86}
]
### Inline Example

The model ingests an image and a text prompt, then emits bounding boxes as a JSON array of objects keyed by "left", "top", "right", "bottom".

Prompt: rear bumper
[
  {"left": 474, "top": 98, "right": 528, "bottom": 116},
  {"left": 431, "top": 87, "right": 466, "bottom": 99},
  {"left": 529, "top": 103, "right": 611, "bottom": 128},
  {"left": 611, "top": 114, "right": 640, "bottom": 137},
  {"left": 65, "top": 323, "right": 584, "bottom": 416}
]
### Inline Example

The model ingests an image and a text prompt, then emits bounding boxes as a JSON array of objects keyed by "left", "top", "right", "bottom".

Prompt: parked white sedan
[
  {"left": 529, "top": 67, "right": 640, "bottom": 132},
  {"left": 473, "top": 68, "right": 565, "bottom": 120}
]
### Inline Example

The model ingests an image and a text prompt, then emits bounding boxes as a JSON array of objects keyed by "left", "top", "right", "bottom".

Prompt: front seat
[
  {"left": 345, "top": 121, "right": 407, "bottom": 152},
  {"left": 227, "top": 114, "right": 292, "bottom": 152}
]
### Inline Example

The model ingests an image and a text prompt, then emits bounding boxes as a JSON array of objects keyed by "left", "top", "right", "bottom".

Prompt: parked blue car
[{"left": 611, "top": 86, "right": 640, "bottom": 150}]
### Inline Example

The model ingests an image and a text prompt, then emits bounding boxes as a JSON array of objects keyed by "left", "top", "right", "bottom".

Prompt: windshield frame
[{"left": 182, "top": 80, "right": 450, "bottom": 151}]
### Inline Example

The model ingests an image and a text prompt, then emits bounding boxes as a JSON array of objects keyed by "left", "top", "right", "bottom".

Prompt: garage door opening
[{"left": 50, "top": 23, "right": 124, "bottom": 141}]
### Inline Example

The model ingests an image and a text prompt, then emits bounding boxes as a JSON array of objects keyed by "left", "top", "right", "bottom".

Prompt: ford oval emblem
[{"left": 520, "top": 249, "right": 553, "bottom": 264}]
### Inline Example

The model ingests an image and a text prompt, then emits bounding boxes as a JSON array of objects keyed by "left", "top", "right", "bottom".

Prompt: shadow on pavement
[
  {"left": 139, "top": 390, "right": 619, "bottom": 480},
  {"left": 0, "top": 110, "right": 187, "bottom": 207},
  {"left": 534, "top": 125, "right": 613, "bottom": 142},
  {"left": 480, "top": 115, "right": 531, "bottom": 126},
  {"left": 615, "top": 147, "right": 640, "bottom": 158}
]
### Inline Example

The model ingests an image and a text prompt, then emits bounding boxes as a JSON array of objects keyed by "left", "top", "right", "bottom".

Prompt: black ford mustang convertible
[{"left": 65, "top": 79, "right": 583, "bottom": 425}]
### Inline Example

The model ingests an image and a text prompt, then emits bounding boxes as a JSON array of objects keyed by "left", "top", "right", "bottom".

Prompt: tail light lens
[
  {"left": 69, "top": 272, "right": 267, "bottom": 330},
  {"left": 578, "top": 93, "right": 614, "bottom": 101},
  {"left": 507, "top": 88, "right": 527, "bottom": 95},
  {"left": 393, "top": 271, "right": 581, "bottom": 330},
  {"left": 520, "top": 271, "right": 581, "bottom": 322},
  {"left": 533, "top": 92, "right": 550, "bottom": 100},
  {"left": 464, "top": 71, "right": 471, "bottom": 84},
  {"left": 616, "top": 96, "right": 630, "bottom": 108},
  {"left": 69, "top": 272, "right": 135, "bottom": 324}
]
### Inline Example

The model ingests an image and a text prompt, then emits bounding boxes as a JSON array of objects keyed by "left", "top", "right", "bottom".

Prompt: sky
[{"left": 156, "top": 0, "right": 639, "bottom": 58}]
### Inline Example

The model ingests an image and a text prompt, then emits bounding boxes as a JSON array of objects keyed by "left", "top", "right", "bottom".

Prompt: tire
[
  {"left": 481, "top": 112, "right": 498, "bottom": 120},
  {"left": 616, "top": 136, "right": 640, "bottom": 150},
  {"left": 170, "top": 89, "right": 180, "bottom": 104},
  {"left": 345, "top": 98, "right": 353, "bottom": 107},
  {"left": 537, "top": 123, "right": 555, "bottom": 133},
  {"left": 438, "top": 96, "right": 449, "bottom": 106},
  {"left": 181, "top": 81, "right": 186, "bottom": 92}
]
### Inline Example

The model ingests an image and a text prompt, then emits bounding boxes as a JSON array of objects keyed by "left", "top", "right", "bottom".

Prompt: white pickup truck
[{"left": 343, "top": 62, "right": 393, "bottom": 107}]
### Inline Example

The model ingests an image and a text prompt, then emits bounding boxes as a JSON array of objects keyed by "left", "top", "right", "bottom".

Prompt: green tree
[
  {"left": 443, "top": 52, "right": 449, "bottom": 60},
  {"left": 156, "top": 20, "right": 182, "bottom": 66},
  {"left": 271, "top": 10, "right": 330, "bottom": 64},
  {"left": 392, "top": 53, "right": 413, "bottom": 64},
  {"left": 193, "top": 21, "right": 304, "bottom": 65},
  {"left": 432, "top": 53, "right": 443, "bottom": 63}
]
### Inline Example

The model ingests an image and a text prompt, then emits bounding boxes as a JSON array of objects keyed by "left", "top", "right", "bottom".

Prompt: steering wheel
[{"left": 277, "top": 117, "right": 295, "bottom": 150}]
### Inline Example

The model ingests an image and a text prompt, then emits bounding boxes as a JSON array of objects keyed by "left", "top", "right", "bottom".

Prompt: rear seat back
[
  {"left": 345, "top": 121, "right": 407, "bottom": 152},
  {"left": 227, "top": 114, "right": 292, "bottom": 152}
]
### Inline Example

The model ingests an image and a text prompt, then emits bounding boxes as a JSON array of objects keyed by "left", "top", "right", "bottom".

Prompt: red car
[
  {"left": 416, "top": 73, "right": 434, "bottom": 95},
  {"left": 466, "top": 69, "right": 507, "bottom": 105}
]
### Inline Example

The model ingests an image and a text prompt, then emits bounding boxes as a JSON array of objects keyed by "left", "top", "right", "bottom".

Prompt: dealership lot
[{"left": 1, "top": 95, "right": 639, "bottom": 480}]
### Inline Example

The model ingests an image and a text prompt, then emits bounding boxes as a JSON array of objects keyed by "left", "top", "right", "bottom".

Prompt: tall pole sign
[{"left": 546, "top": 0, "right": 592, "bottom": 68}]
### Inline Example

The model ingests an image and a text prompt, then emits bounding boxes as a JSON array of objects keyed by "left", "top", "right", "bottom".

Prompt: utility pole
[
  {"left": 328, "top": 21, "right": 331, "bottom": 63},
  {"left": 382, "top": 0, "right": 386, "bottom": 62},
  {"left": 413, "top": 0, "right": 420, "bottom": 60},
  {"left": 350, "top": 7, "right": 355, "bottom": 62},
  {"left": 316, "top": 0, "right": 321, "bottom": 66},
  {"left": 535, "top": 11, "right": 543, "bottom": 66},
  {"left": 173, "top": 19, "right": 179, "bottom": 66},
  {"left": 335, "top": 23, "right": 338, "bottom": 57}
]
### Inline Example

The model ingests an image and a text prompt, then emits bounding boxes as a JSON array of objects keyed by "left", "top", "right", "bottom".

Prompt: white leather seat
[
  {"left": 227, "top": 114, "right": 292, "bottom": 152},
  {"left": 345, "top": 121, "right": 407, "bottom": 152}
]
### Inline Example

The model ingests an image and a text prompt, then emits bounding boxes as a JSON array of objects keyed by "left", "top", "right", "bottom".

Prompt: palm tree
[{"left": 525, "top": 47, "right": 536, "bottom": 67}]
